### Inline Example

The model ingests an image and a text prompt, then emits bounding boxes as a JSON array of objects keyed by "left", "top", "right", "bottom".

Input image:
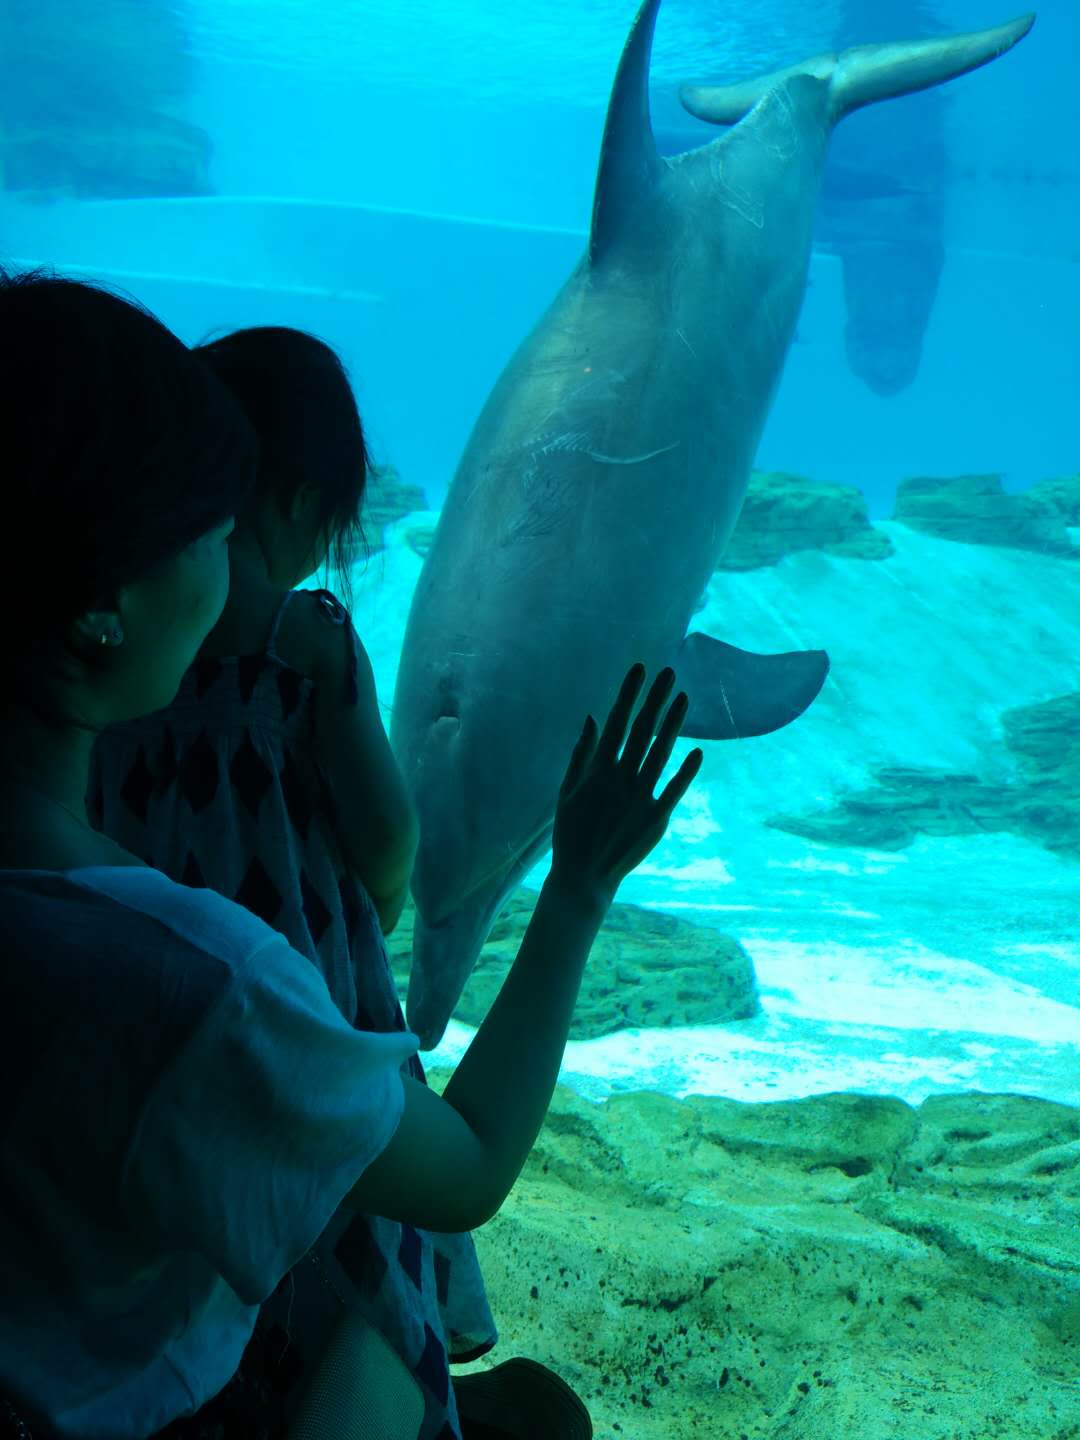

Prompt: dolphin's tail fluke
[{"left": 680, "top": 12, "right": 1034, "bottom": 129}]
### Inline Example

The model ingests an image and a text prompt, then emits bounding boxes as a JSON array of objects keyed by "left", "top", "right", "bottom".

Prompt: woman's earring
[{"left": 100, "top": 626, "right": 124, "bottom": 647}]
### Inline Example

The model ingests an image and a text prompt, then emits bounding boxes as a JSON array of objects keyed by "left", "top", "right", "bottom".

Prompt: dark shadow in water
[
  {"left": 820, "top": 0, "right": 948, "bottom": 397},
  {"left": 0, "top": 0, "right": 212, "bottom": 201}
]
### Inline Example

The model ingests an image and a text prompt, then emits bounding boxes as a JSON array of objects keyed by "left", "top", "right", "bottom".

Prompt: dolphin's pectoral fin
[{"left": 674, "top": 631, "right": 830, "bottom": 741}]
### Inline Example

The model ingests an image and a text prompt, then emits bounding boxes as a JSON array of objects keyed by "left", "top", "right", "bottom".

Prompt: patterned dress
[{"left": 87, "top": 589, "right": 497, "bottom": 1440}]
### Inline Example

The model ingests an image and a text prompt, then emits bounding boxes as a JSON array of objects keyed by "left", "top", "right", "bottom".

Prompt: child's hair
[
  {"left": 0, "top": 267, "right": 257, "bottom": 705},
  {"left": 194, "top": 326, "right": 372, "bottom": 611}
]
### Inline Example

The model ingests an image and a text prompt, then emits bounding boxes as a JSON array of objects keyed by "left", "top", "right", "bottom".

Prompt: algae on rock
[
  {"left": 358, "top": 466, "right": 431, "bottom": 556},
  {"left": 892, "top": 473, "right": 1080, "bottom": 556},
  {"left": 719, "top": 469, "right": 893, "bottom": 571},
  {"left": 387, "top": 889, "right": 760, "bottom": 1041},
  {"left": 768, "top": 690, "right": 1080, "bottom": 862},
  {"left": 440, "top": 1077, "right": 1080, "bottom": 1440}
]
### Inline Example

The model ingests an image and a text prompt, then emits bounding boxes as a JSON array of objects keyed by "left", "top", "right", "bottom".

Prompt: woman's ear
[{"left": 71, "top": 609, "right": 125, "bottom": 654}]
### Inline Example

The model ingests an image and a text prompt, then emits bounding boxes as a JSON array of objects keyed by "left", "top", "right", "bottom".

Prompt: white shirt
[{"left": 0, "top": 866, "right": 419, "bottom": 1438}]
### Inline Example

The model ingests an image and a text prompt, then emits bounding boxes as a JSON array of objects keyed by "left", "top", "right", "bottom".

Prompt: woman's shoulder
[
  {"left": 64, "top": 864, "right": 284, "bottom": 963},
  {"left": 0, "top": 810, "right": 146, "bottom": 873},
  {"left": 0, "top": 852, "right": 283, "bottom": 967}
]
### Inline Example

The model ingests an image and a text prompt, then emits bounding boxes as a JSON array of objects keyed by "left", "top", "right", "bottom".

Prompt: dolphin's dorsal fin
[{"left": 588, "top": 0, "right": 664, "bottom": 265}]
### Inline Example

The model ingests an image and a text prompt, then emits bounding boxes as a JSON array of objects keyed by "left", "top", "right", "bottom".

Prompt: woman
[{"left": 0, "top": 269, "right": 701, "bottom": 1438}]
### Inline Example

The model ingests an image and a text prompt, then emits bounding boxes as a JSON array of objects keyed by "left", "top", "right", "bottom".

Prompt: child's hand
[{"left": 550, "top": 663, "right": 702, "bottom": 908}]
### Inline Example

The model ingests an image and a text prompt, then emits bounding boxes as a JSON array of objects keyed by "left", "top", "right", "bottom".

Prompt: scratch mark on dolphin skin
[
  {"left": 523, "top": 429, "right": 680, "bottom": 463},
  {"left": 707, "top": 150, "right": 765, "bottom": 229},
  {"left": 539, "top": 431, "right": 594, "bottom": 456},
  {"left": 519, "top": 431, "right": 681, "bottom": 472},
  {"left": 676, "top": 328, "right": 697, "bottom": 359},
  {"left": 762, "top": 86, "right": 800, "bottom": 163},
  {"left": 716, "top": 674, "right": 739, "bottom": 737},
  {"left": 587, "top": 440, "right": 680, "bottom": 465}
]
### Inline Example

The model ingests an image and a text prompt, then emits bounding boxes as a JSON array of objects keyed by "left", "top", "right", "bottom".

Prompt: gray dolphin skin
[{"left": 390, "top": 0, "right": 1035, "bottom": 1051}]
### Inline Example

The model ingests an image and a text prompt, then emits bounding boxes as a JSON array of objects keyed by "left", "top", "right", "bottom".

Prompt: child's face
[
  {"left": 261, "top": 485, "right": 331, "bottom": 589},
  {"left": 287, "top": 527, "right": 331, "bottom": 589}
]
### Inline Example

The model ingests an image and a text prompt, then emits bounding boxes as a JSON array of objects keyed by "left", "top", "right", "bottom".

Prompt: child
[{"left": 88, "top": 326, "right": 587, "bottom": 1439}]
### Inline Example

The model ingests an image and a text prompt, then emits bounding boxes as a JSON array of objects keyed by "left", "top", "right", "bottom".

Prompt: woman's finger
[
  {"left": 639, "top": 691, "right": 689, "bottom": 791},
  {"left": 594, "top": 662, "right": 646, "bottom": 765},
  {"left": 560, "top": 714, "right": 597, "bottom": 795},
  {"left": 621, "top": 667, "right": 675, "bottom": 772},
  {"left": 656, "top": 747, "right": 704, "bottom": 813}
]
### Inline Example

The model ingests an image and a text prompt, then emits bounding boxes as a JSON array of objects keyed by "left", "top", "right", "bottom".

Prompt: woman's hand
[{"left": 550, "top": 663, "right": 703, "bottom": 908}]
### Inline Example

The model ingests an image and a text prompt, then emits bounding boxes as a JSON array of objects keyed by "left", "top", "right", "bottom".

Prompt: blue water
[{"left": 2, "top": 0, "right": 1078, "bottom": 1113}]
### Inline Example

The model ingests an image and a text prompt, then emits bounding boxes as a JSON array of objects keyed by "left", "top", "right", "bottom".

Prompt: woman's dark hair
[
  {"left": 0, "top": 268, "right": 257, "bottom": 693},
  {"left": 194, "top": 326, "right": 372, "bottom": 611}
]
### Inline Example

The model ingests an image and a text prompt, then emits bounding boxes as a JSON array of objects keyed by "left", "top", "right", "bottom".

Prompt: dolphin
[{"left": 389, "top": 0, "right": 1034, "bottom": 1050}]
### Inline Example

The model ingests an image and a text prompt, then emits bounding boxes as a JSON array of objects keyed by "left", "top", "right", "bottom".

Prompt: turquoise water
[
  {"left": 2, "top": 0, "right": 1077, "bottom": 1104},
  {"left": 3, "top": 7, "right": 1080, "bottom": 1436}
]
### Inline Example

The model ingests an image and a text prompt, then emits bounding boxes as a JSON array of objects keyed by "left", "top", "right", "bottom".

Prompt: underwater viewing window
[{"left": 0, "top": 2, "right": 1077, "bottom": 1437}]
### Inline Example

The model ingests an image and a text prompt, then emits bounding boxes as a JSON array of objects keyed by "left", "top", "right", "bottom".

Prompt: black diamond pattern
[
  {"left": 354, "top": 999, "right": 379, "bottom": 1032},
  {"left": 192, "top": 657, "right": 224, "bottom": 699},
  {"left": 334, "top": 1214, "right": 389, "bottom": 1300},
  {"left": 299, "top": 867, "right": 332, "bottom": 947},
  {"left": 280, "top": 748, "right": 314, "bottom": 840},
  {"left": 399, "top": 1224, "right": 422, "bottom": 1291},
  {"left": 181, "top": 851, "right": 206, "bottom": 889},
  {"left": 416, "top": 1323, "right": 449, "bottom": 1406},
  {"left": 119, "top": 745, "right": 154, "bottom": 825},
  {"left": 237, "top": 653, "right": 267, "bottom": 705},
  {"left": 317, "top": 769, "right": 339, "bottom": 826},
  {"left": 178, "top": 730, "right": 220, "bottom": 813},
  {"left": 230, "top": 730, "right": 273, "bottom": 821},
  {"left": 156, "top": 725, "right": 179, "bottom": 796},
  {"left": 235, "top": 856, "right": 283, "bottom": 928},
  {"left": 434, "top": 1249, "right": 451, "bottom": 1309},
  {"left": 84, "top": 603, "right": 494, "bottom": 1404},
  {"left": 277, "top": 667, "right": 305, "bottom": 719}
]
